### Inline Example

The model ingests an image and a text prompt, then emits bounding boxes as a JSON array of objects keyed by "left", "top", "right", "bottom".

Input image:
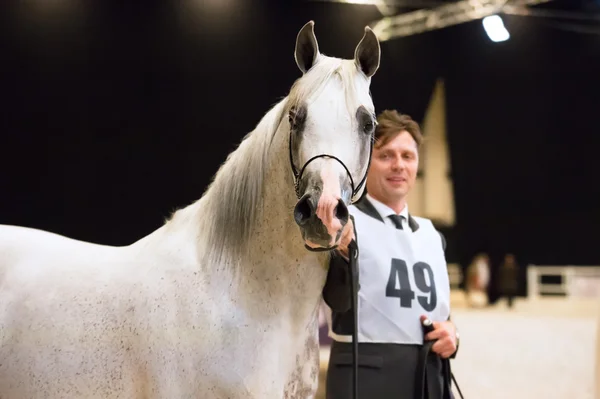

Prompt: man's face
[{"left": 366, "top": 130, "right": 419, "bottom": 207}]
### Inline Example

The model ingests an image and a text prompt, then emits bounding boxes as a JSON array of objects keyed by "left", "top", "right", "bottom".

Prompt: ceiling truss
[
  {"left": 369, "top": 0, "right": 553, "bottom": 41},
  {"left": 309, "top": 0, "right": 600, "bottom": 40}
]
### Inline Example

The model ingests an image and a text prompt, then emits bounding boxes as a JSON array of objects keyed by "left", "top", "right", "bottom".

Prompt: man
[
  {"left": 497, "top": 253, "right": 519, "bottom": 308},
  {"left": 466, "top": 252, "right": 491, "bottom": 308},
  {"left": 322, "top": 110, "right": 459, "bottom": 399}
]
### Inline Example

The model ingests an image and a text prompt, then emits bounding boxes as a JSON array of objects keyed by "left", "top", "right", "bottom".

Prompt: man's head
[{"left": 366, "top": 110, "right": 423, "bottom": 212}]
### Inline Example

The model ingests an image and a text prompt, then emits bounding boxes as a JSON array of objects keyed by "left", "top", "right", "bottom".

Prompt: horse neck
[
  {"left": 146, "top": 103, "right": 329, "bottom": 320},
  {"left": 241, "top": 121, "right": 330, "bottom": 313}
]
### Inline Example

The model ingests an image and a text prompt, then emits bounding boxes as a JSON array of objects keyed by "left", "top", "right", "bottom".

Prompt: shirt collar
[{"left": 366, "top": 193, "right": 409, "bottom": 221}]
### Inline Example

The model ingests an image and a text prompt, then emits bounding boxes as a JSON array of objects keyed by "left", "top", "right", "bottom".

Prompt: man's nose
[{"left": 392, "top": 157, "right": 404, "bottom": 170}]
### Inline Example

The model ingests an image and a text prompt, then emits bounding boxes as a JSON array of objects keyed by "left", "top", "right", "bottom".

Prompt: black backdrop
[{"left": 1, "top": 0, "right": 599, "bottom": 298}]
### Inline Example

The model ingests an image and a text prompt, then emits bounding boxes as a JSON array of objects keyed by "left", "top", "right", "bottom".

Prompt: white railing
[{"left": 527, "top": 264, "right": 600, "bottom": 299}]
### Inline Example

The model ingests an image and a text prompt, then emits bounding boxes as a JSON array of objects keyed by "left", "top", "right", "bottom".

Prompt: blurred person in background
[
  {"left": 465, "top": 252, "right": 490, "bottom": 308},
  {"left": 321, "top": 110, "right": 459, "bottom": 399},
  {"left": 497, "top": 253, "right": 519, "bottom": 308}
]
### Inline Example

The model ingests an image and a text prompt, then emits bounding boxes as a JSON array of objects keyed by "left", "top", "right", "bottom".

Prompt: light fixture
[{"left": 482, "top": 15, "right": 510, "bottom": 42}]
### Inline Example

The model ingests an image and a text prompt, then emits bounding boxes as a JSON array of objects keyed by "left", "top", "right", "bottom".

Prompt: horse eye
[
  {"left": 289, "top": 107, "right": 297, "bottom": 126},
  {"left": 363, "top": 121, "right": 374, "bottom": 134}
]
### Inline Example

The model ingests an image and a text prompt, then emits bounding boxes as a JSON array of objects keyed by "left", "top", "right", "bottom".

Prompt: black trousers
[{"left": 325, "top": 340, "right": 447, "bottom": 399}]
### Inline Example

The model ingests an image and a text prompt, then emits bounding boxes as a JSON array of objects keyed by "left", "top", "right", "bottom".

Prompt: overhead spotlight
[{"left": 482, "top": 15, "right": 510, "bottom": 42}]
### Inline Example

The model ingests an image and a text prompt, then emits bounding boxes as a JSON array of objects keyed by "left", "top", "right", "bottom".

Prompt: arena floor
[{"left": 317, "top": 297, "right": 599, "bottom": 399}]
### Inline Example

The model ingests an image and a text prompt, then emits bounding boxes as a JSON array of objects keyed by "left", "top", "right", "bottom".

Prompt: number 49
[{"left": 385, "top": 258, "right": 437, "bottom": 311}]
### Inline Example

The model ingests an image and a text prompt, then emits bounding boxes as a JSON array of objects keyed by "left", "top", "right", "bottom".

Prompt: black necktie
[{"left": 388, "top": 214, "right": 404, "bottom": 230}]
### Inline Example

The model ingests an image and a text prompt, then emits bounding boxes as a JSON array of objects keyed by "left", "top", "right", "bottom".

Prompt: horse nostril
[
  {"left": 335, "top": 199, "right": 349, "bottom": 224},
  {"left": 294, "top": 194, "right": 314, "bottom": 226}
]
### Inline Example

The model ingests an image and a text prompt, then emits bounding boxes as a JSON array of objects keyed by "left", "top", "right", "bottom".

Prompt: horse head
[{"left": 288, "top": 21, "right": 380, "bottom": 251}]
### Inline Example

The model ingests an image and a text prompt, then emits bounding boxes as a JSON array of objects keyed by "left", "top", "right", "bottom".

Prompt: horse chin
[{"left": 302, "top": 234, "right": 339, "bottom": 252}]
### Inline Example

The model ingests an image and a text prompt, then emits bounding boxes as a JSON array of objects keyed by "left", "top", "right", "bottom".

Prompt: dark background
[{"left": 1, "top": 0, "right": 599, "bottom": 300}]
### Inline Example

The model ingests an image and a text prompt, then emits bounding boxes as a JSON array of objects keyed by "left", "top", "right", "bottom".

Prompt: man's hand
[
  {"left": 335, "top": 218, "right": 355, "bottom": 260},
  {"left": 420, "top": 315, "right": 457, "bottom": 359}
]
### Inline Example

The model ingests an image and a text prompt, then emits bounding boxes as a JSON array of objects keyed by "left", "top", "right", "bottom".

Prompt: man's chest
[{"left": 353, "top": 214, "right": 449, "bottom": 315}]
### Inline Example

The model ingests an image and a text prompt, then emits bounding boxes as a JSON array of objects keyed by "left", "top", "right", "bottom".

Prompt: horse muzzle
[{"left": 294, "top": 190, "right": 349, "bottom": 250}]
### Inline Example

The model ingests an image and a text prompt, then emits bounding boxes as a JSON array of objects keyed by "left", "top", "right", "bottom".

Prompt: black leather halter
[{"left": 288, "top": 125, "right": 374, "bottom": 205}]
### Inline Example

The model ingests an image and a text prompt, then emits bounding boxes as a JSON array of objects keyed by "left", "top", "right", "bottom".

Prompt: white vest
[{"left": 345, "top": 205, "right": 451, "bottom": 345}]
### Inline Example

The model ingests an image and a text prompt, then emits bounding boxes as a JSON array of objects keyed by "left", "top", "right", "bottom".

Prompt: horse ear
[
  {"left": 295, "top": 21, "right": 320, "bottom": 74},
  {"left": 354, "top": 26, "right": 380, "bottom": 78}
]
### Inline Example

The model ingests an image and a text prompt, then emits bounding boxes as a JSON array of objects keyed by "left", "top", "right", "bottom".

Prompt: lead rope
[
  {"left": 348, "top": 236, "right": 359, "bottom": 399},
  {"left": 418, "top": 319, "right": 465, "bottom": 399}
]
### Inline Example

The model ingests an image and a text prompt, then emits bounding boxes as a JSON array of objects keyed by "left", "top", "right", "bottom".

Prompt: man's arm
[
  {"left": 322, "top": 253, "right": 352, "bottom": 313},
  {"left": 321, "top": 217, "right": 357, "bottom": 313},
  {"left": 438, "top": 230, "right": 446, "bottom": 252},
  {"left": 428, "top": 229, "right": 459, "bottom": 359}
]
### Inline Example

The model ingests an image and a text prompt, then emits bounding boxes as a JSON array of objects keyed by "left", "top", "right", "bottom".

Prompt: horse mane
[{"left": 185, "top": 55, "right": 368, "bottom": 269}]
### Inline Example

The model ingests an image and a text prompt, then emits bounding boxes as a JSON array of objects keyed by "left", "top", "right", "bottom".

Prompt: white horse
[{"left": 0, "top": 21, "right": 380, "bottom": 399}]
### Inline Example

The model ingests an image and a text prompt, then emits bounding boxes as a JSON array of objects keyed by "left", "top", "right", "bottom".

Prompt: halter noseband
[{"left": 288, "top": 127, "right": 374, "bottom": 205}]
